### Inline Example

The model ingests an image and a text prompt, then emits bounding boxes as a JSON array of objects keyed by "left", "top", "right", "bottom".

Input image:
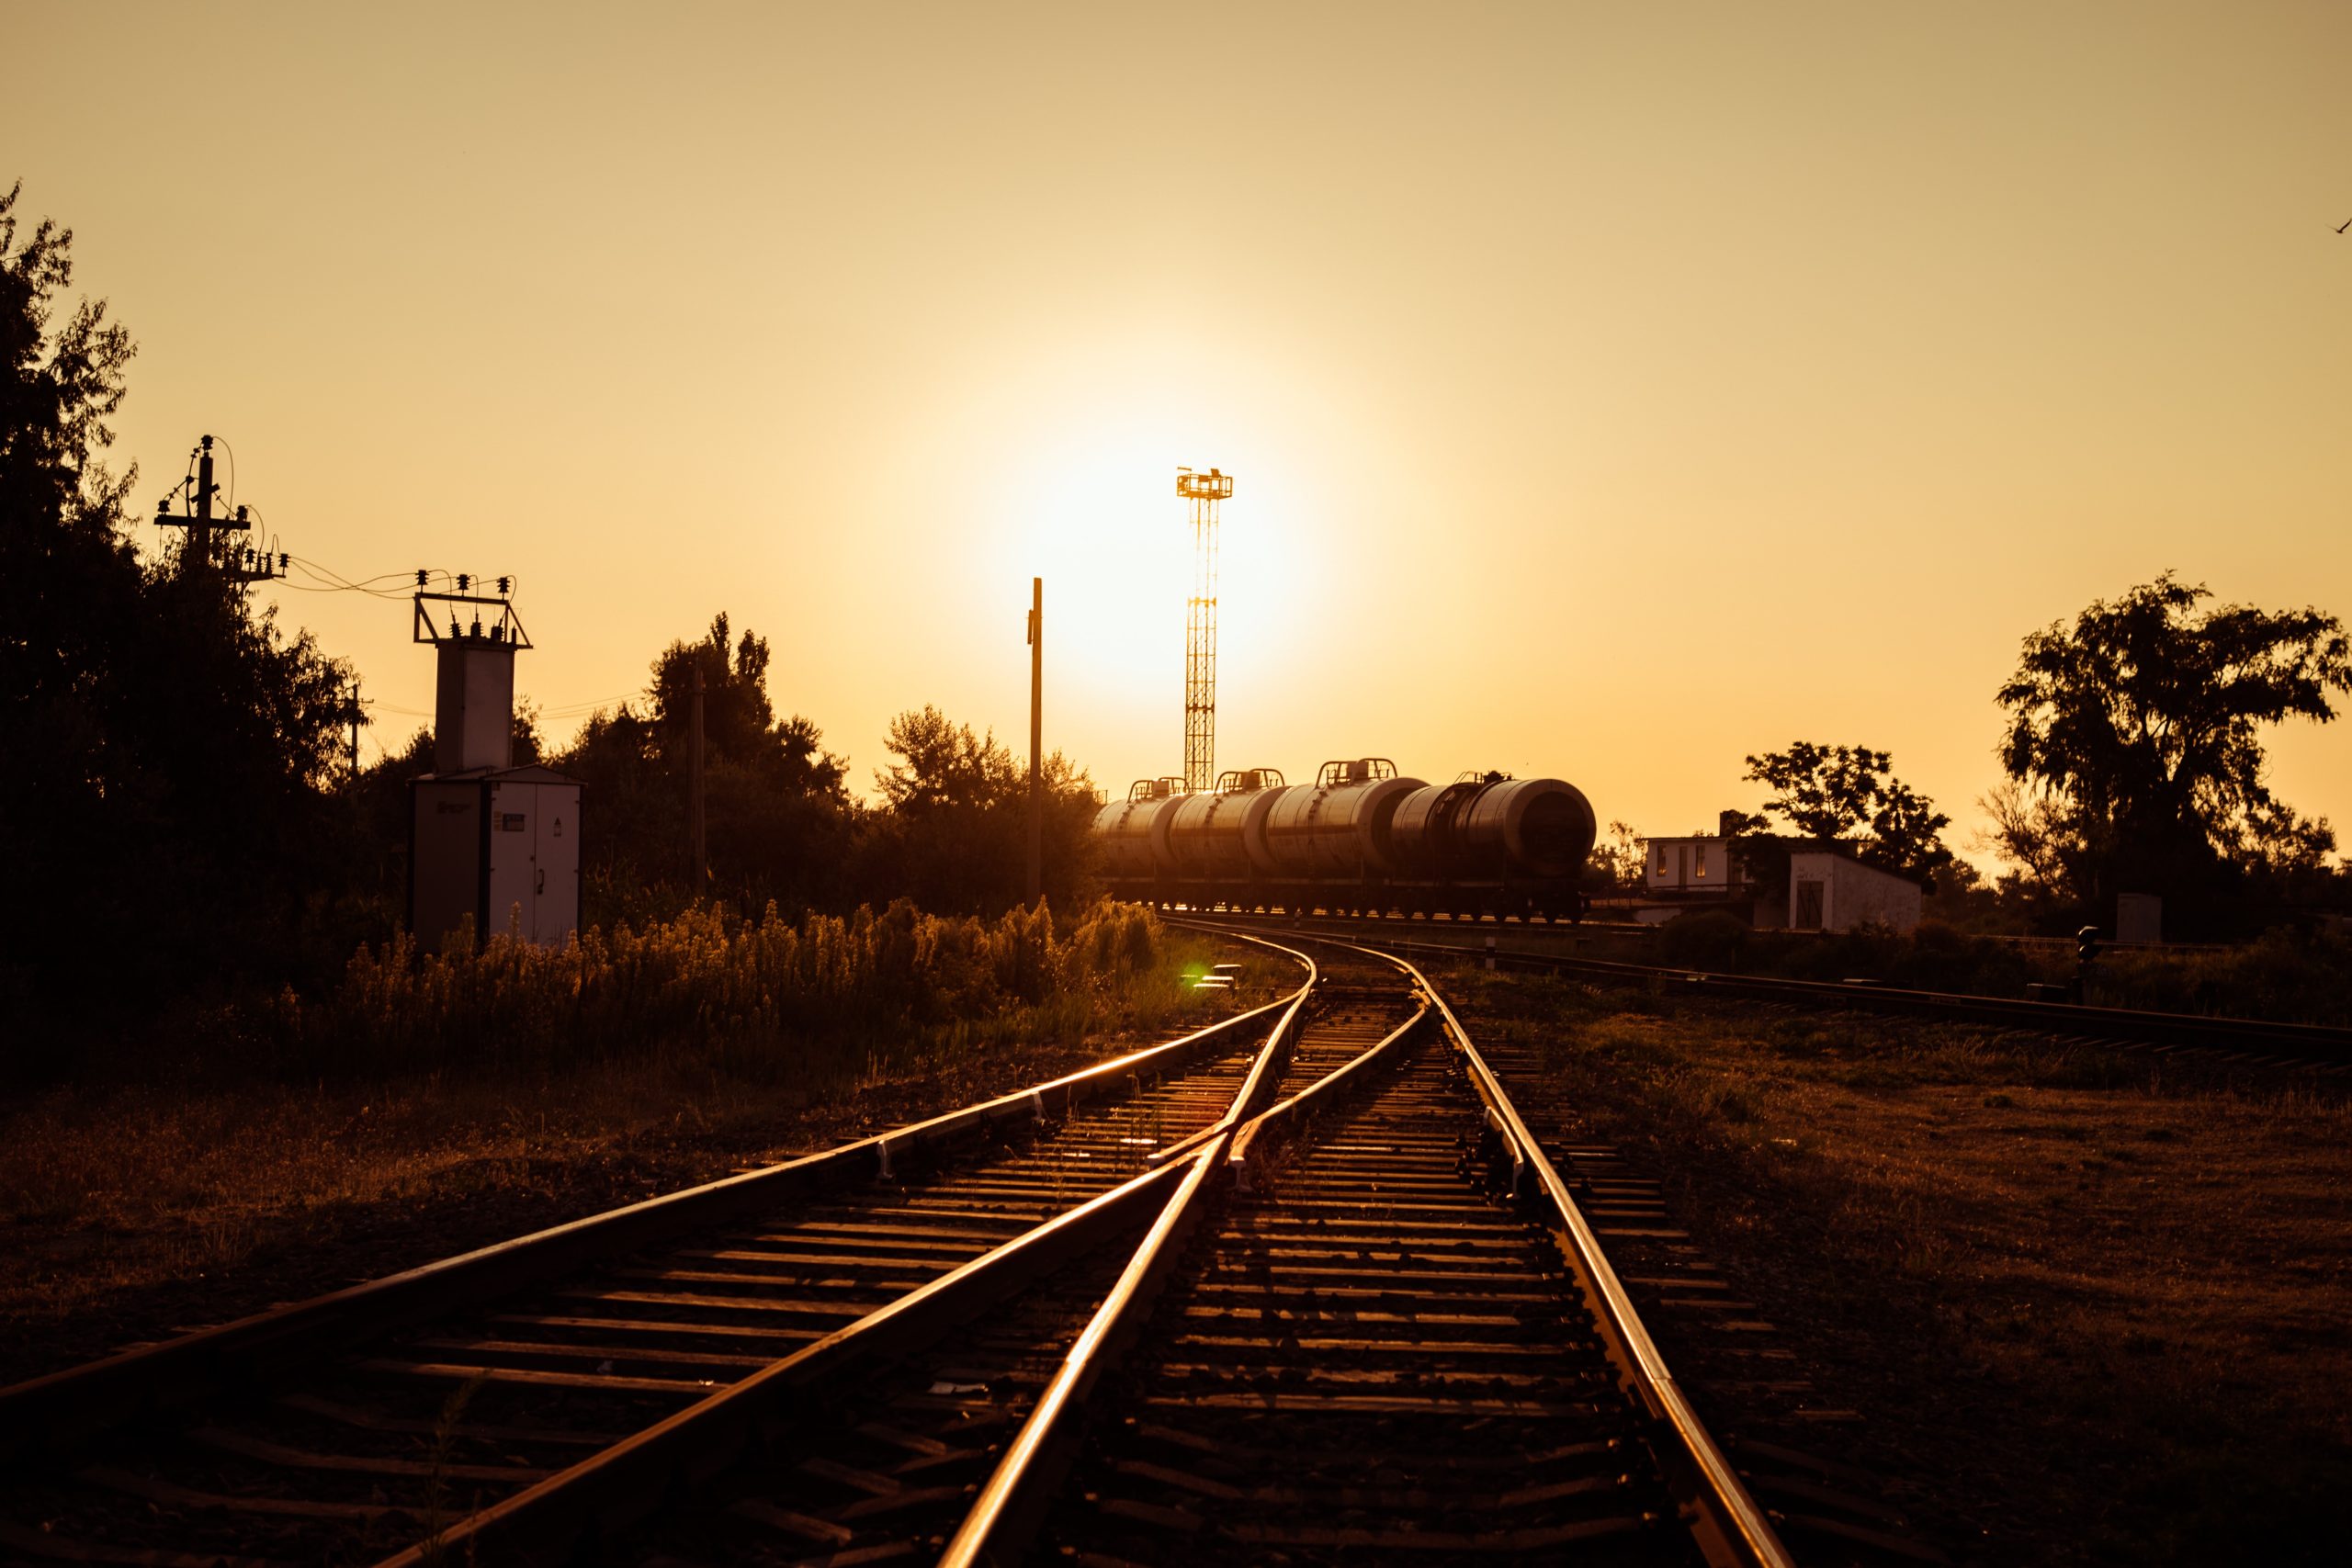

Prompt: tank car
[
  {"left": 1261, "top": 759, "right": 1424, "bottom": 884},
  {"left": 1164, "top": 769, "right": 1287, "bottom": 881},
  {"left": 1093, "top": 758, "right": 1596, "bottom": 920},
  {"left": 1090, "top": 776, "right": 1190, "bottom": 882}
]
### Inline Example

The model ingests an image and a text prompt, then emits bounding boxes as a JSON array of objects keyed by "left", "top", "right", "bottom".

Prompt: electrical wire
[
  {"left": 537, "top": 693, "right": 639, "bottom": 718},
  {"left": 284, "top": 556, "right": 424, "bottom": 599}
]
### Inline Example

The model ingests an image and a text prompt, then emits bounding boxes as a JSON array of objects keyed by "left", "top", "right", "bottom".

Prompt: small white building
[
  {"left": 1786, "top": 852, "right": 1921, "bottom": 933},
  {"left": 1645, "top": 834, "right": 1740, "bottom": 894},
  {"left": 407, "top": 586, "right": 582, "bottom": 953},
  {"left": 412, "top": 763, "right": 582, "bottom": 951},
  {"left": 1630, "top": 830, "right": 1923, "bottom": 933}
]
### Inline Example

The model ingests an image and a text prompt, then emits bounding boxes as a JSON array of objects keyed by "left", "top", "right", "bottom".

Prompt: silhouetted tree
[
  {"left": 862, "top": 705, "right": 1099, "bottom": 913},
  {"left": 0, "top": 182, "right": 353, "bottom": 1039},
  {"left": 555, "top": 613, "right": 853, "bottom": 919},
  {"left": 1990, "top": 573, "right": 2348, "bottom": 930},
  {"left": 1724, "top": 741, "right": 1954, "bottom": 896},
  {"left": 1586, "top": 820, "right": 1647, "bottom": 892}
]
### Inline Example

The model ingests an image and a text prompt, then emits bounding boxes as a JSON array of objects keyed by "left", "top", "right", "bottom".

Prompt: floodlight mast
[{"left": 1175, "top": 466, "right": 1232, "bottom": 795}]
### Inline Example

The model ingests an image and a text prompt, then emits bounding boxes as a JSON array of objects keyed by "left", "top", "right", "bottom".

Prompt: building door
[
  {"left": 486, "top": 781, "right": 537, "bottom": 941},
  {"left": 411, "top": 780, "right": 482, "bottom": 953},
  {"left": 532, "top": 784, "right": 580, "bottom": 946},
  {"left": 1793, "top": 879, "right": 1825, "bottom": 931}
]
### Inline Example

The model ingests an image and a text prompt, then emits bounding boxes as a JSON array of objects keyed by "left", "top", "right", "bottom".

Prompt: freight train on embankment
[{"left": 1091, "top": 757, "right": 1599, "bottom": 920}]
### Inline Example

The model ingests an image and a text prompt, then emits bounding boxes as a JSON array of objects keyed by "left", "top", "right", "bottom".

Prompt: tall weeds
[{"left": 241, "top": 898, "right": 1187, "bottom": 1082}]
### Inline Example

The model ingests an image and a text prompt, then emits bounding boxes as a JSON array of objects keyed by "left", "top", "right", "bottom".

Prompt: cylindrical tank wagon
[
  {"left": 1164, "top": 769, "right": 1287, "bottom": 880},
  {"left": 1261, "top": 759, "right": 1424, "bottom": 882},
  {"left": 1091, "top": 776, "right": 1190, "bottom": 881},
  {"left": 1094, "top": 758, "right": 1596, "bottom": 919}
]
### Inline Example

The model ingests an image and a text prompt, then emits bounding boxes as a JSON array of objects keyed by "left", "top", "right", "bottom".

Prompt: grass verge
[{"left": 1452, "top": 970, "right": 2352, "bottom": 1567}]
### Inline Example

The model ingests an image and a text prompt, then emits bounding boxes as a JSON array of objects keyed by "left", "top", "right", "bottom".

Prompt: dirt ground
[
  {"left": 0, "top": 992, "right": 1261, "bottom": 1391},
  {"left": 1448, "top": 969, "right": 2352, "bottom": 1568}
]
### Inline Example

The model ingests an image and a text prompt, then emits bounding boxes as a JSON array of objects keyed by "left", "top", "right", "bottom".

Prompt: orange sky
[{"left": 11, "top": 3, "right": 2350, "bottom": 867}]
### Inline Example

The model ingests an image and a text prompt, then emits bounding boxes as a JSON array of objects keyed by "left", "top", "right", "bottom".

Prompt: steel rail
[
  {"left": 0, "top": 987, "right": 1304, "bottom": 1463},
  {"left": 936, "top": 1141, "right": 1227, "bottom": 1568},
  {"left": 1200, "top": 911, "right": 2352, "bottom": 1061},
  {"left": 1148, "top": 924, "right": 1795, "bottom": 1568},
  {"left": 377, "top": 1153, "right": 1206, "bottom": 1567},
  {"left": 1396, "top": 943, "right": 1797, "bottom": 1568},
  {"left": 366, "top": 943, "right": 1320, "bottom": 1565},
  {"left": 1224, "top": 1002, "right": 1430, "bottom": 1179},
  {"left": 1143, "top": 924, "right": 1321, "bottom": 1166},
  {"left": 939, "top": 989, "right": 1434, "bottom": 1567}
]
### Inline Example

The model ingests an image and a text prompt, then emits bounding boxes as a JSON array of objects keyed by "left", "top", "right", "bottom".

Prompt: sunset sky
[{"left": 11, "top": 2, "right": 2350, "bottom": 865}]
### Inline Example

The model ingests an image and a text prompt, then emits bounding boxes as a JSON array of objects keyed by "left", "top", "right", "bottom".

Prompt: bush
[
  {"left": 1657, "top": 911, "right": 1753, "bottom": 971},
  {"left": 1634, "top": 913, "right": 2350, "bottom": 1027}
]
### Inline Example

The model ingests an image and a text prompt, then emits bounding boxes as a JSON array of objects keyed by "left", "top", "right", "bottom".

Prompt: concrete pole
[
  {"left": 191, "top": 435, "right": 216, "bottom": 575},
  {"left": 1026, "top": 577, "right": 1043, "bottom": 907}
]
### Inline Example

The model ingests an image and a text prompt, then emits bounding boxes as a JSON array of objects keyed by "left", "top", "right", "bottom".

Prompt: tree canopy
[
  {"left": 1725, "top": 741, "right": 1954, "bottom": 893},
  {"left": 864, "top": 705, "right": 1099, "bottom": 913},
  {"left": 1, "top": 183, "right": 355, "bottom": 1034},
  {"left": 1989, "top": 573, "right": 2347, "bottom": 924}
]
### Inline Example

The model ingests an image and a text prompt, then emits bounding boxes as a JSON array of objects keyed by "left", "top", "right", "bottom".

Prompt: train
[{"left": 1091, "top": 757, "right": 1598, "bottom": 919}]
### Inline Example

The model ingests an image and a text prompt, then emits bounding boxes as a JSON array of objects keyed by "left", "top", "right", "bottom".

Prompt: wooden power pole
[
  {"left": 1026, "top": 577, "right": 1043, "bottom": 906},
  {"left": 346, "top": 681, "right": 364, "bottom": 778}
]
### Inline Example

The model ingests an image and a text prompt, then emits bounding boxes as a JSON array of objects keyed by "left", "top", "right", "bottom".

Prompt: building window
[
  {"left": 1693, "top": 845, "right": 1709, "bottom": 879},
  {"left": 1656, "top": 845, "right": 1670, "bottom": 874}
]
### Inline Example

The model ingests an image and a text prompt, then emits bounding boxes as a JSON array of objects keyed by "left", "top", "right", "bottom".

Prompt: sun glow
[{"left": 919, "top": 363, "right": 1323, "bottom": 794}]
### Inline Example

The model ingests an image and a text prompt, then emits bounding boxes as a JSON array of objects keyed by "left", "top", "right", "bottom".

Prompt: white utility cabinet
[{"left": 410, "top": 764, "right": 582, "bottom": 953}]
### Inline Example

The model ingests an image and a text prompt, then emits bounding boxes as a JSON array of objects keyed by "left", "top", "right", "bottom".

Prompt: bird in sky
[{"left": 2339, "top": 216, "right": 2352, "bottom": 233}]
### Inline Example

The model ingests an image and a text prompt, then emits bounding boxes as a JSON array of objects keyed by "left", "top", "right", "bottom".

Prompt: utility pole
[
  {"left": 689, "top": 665, "right": 707, "bottom": 892},
  {"left": 346, "top": 681, "right": 365, "bottom": 778},
  {"left": 1026, "top": 576, "right": 1043, "bottom": 906},
  {"left": 190, "top": 435, "right": 217, "bottom": 573},
  {"left": 156, "top": 434, "right": 224, "bottom": 574},
  {"left": 153, "top": 433, "right": 285, "bottom": 584}
]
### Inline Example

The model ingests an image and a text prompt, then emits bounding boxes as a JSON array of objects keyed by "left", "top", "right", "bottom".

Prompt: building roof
[
  {"left": 413, "top": 763, "right": 582, "bottom": 785},
  {"left": 1787, "top": 848, "right": 1923, "bottom": 891}
]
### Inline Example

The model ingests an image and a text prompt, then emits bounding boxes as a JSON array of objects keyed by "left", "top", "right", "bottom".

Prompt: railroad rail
[
  {"left": 0, "top": 968, "right": 1318, "bottom": 1565},
  {"left": 0, "top": 931, "right": 1798, "bottom": 1566},
  {"left": 1190, "top": 908, "right": 2352, "bottom": 1066}
]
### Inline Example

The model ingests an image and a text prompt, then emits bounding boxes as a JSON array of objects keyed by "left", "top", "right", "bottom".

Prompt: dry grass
[{"left": 1453, "top": 972, "right": 2352, "bottom": 1567}]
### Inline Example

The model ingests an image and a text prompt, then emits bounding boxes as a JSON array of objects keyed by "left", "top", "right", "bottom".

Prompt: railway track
[
  {"left": 927, "top": 928, "right": 1791, "bottom": 1567},
  {"left": 1189, "top": 909, "right": 2352, "bottom": 1068},
  {"left": 1036, "top": 1034, "right": 1708, "bottom": 1562},
  {"left": 0, "top": 973, "right": 1314, "bottom": 1566},
  {"left": 0, "top": 933, "right": 1796, "bottom": 1566},
  {"left": 569, "top": 943, "right": 1432, "bottom": 1567}
]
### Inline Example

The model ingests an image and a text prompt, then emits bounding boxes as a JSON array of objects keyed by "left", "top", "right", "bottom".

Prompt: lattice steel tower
[{"left": 1175, "top": 466, "right": 1232, "bottom": 793}]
